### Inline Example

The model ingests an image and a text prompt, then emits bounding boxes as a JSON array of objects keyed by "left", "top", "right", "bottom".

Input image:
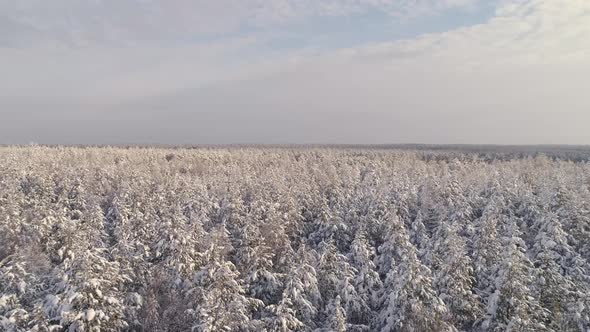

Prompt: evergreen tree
[
  {"left": 323, "top": 296, "right": 347, "bottom": 332},
  {"left": 376, "top": 215, "right": 453, "bottom": 331},
  {"left": 347, "top": 230, "right": 381, "bottom": 326},
  {"left": 192, "top": 224, "right": 259, "bottom": 332},
  {"left": 263, "top": 296, "right": 304, "bottom": 332},
  {"left": 431, "top": 222, "right": 482, "bottom": 329},
  {"left": 281, "top": 245, "right": 321, "bottom": 329},
  {"left": 234, "top": 222, "right": 282, "bottom": 305},
  {"left": 472, "top": 201, "right": 503, "bottom": 301},
  {"left": 533, "top": 212, "right": 590, "bottom": 330},
  {"left": 482, "top": 219, "right": 550, "bottom": 331}
]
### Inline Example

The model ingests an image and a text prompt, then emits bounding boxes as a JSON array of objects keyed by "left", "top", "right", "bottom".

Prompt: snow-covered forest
[{"left": 2, "top": 146, "right": 590, "bottom": 332}]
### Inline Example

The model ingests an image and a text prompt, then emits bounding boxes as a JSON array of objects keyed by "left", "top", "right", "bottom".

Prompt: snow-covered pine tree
[
  {"left": 472, "top": 198, "right": 503, "bottom": 305},
  {"left": 263, "top": 296, "right": 304, "bottom": 332},
  {"left": 374, "top": 214, "right": 402, "bottom": 279},
  {"left": 320, "top": 296, "right": 347, "bottom": 332},
  {"left": 482, "top": 218, "right": 550, "bottom": 331},
  {"left": 316, "top": 240, "right": 370, "bottom": 330},
  {"left": 192, "top": 224, "right": 258, "bottom": 332},
  {"left": 347, "top": 230, "right": 381, "bottom": 326},
  {"left": 235, "top": 222, "right": 282, "bottom": 305},
  {"left": 408, "top": 210, "right": 430, "bottom": 259},
  {"left": 194, "top": 261, "right": 254, "bottom": 332},
  {"left": 258, "top": 203, "right": 296, "bottom": 274},
  {"left": 316, "top": 241, "right": 353, "bottom": 302},
  {"left": 0, "top": 247, "right": 51, "bottom": 331},
  {"left": 376, "top": 214, "right": 454, "bottom": 332},
  {"left": 281, "top": 244, "right": 322, "bottom": 329},
  {"left": 431, "top": 222, "right": 482, "bottom": 330},
  {"left": 38, "top": 248, "right": 130, "bottom": 332},
  {"left": 533, "top": 212, "right": 590, "bottom": 330},
  {"left": 31, "top": 196, "right": 131, "bottom": 332}
]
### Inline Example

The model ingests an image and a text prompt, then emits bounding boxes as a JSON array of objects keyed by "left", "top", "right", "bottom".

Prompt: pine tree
[
  {"left": 347, "top": 230, "right": 381, "bottom": 326},
  {"left": 408, "top": 211, "right": 430, "bottom": 258},
  {"left": 192, "top": 225, "right": 258, "bottom": 332},
  {"left": 431, "top": 222, "right": 482, "bottom": 329},
  {"left": 374, "top": 214, "right": 403, "bottom": 278},
  {"left": 234, "top": 222, "right": 282, "bottom": 305},
  {"left": 482, "top": 219, "right": 550, "bottom": 331},
  {"left": 38, "top": 248, "right": 130, "bottom": 332},
  {"left": 323, "top": 296, "right": 347, "bottom": 332},
  {"left": 194, "top": 261, "right": 253, "bottom": 332},
  {"left": 281, "top": 245, "right": 321, "bottom": 329},
  {"left": 263, "top": 296, "right": 304, "bottom": 332},
  {"left": 533, "top": 212, "right": 590, "bottom": 330},
  {"left": 376, "top": 216, "right": 453, "bottom": 331},
  {"left": 0, "top": 248, "right": 51, "bottom": 331},
  {"left": 472, "top": 201, "right": 503, "bottom": 302}
]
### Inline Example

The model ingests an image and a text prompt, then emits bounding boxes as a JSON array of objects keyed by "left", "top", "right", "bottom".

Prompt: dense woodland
[{"left": 2, "top": 147, "right": 590, "bottom": 331}]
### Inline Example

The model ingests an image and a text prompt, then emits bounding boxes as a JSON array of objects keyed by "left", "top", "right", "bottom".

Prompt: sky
[{"left": 1, "top": 0, "right": 589, "bottom": 145}]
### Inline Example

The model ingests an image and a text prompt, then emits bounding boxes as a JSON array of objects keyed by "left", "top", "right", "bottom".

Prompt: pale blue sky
[
  {"left": 258, "top": 4, "right": 495, "bottom": 51},
  {"left": 1, "top": 0, "right": 589, "bottom": 145}
]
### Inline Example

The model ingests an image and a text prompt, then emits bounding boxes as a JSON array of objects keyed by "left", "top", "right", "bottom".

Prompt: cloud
[
  {"left": 146, "top": 0, "right": 590, "bottom": 144},
  {"left": 0, "top": 0, "right": 589, "bottom": 144},
  {"left": 0, "top": 0, "right": 485, "bottom": 47}
]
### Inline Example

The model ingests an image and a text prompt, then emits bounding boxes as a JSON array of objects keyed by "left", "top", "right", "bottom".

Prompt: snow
[
  {"left": 1, "top": 147, "right": 590, "bottom": 331},
  {"left": 86, "top": 308, "right": 95, "bottom": 321}
]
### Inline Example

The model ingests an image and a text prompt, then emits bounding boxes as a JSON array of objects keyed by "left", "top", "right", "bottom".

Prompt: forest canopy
[{"left": 1, "top": 146, "right": 590, "bottom": 331}]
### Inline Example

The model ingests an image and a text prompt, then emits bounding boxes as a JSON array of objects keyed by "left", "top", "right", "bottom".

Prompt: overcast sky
[{"left": 1, "top": 0, "right": 589, "bottom": 145}]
